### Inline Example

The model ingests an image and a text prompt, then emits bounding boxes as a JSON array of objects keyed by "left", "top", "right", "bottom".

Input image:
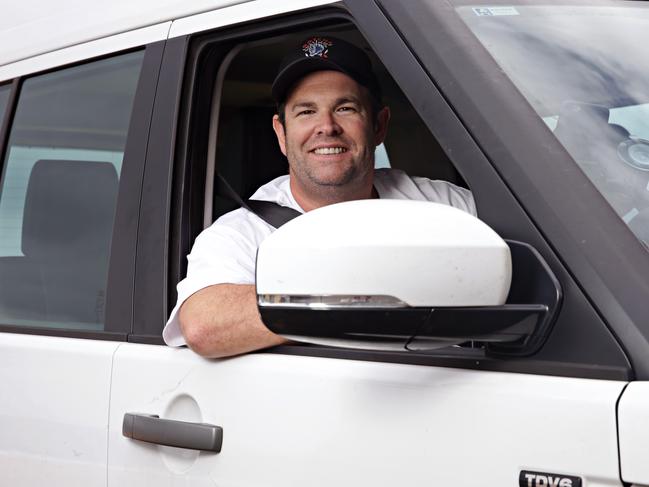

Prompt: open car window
[{"left": 207, "top": 26, "right": 467, "bottom": 225}]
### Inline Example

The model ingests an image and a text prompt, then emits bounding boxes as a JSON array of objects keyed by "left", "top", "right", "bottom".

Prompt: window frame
[
  {"left": 138, "top": 3, "right": 631, "bottom": 380},
  {"left": 0, "top": 43, "right": 164, "bottom": 341},
  {"left": 0, "top": 80, "right": 19, "bottom": 178},
  {"left": 0, "top": 82, "right": 14, "bottom": 140}
]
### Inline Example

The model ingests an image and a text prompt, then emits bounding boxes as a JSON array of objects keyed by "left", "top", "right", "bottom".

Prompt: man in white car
[{"left": 163, "top": 36, "right": 475, "bottom": 357}]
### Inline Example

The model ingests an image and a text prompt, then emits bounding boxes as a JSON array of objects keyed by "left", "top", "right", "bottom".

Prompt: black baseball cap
[{"left": 272, "top": 36, "right": 381, "bottom": 103}]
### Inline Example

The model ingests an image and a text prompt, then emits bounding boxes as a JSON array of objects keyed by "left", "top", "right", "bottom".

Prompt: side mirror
[{"left": 256, "top": 200, "right": 561, "bottom": 356}]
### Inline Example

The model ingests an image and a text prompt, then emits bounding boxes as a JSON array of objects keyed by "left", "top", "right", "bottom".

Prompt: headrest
[{"left": 22, "top": 159, "right": 119, "bottom": 260}]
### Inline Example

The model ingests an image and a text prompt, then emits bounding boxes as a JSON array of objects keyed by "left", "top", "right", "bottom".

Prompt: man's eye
[
  {"left": 338, "top": 106, "right": 356, "bottom": 112},
  {"left": 297, "top": 109, "right": 314, "bottom": 116}
]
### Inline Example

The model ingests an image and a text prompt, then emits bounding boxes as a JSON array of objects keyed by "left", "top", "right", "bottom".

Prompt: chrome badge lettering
[{"left": 519, "top": 471, "right": 581, "bottom": 487}]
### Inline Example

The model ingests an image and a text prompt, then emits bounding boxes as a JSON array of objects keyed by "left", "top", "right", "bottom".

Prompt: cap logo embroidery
[{"left": 302, "top": 37, "right": 333, "bottom": 58}]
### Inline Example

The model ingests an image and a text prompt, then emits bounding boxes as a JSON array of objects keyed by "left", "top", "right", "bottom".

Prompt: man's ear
[
  {"left": 374, "top": 106, "right": 391, "bottom": 146},
  {"left": 272, "top": 114, "right": 287, "bottom": 156}
]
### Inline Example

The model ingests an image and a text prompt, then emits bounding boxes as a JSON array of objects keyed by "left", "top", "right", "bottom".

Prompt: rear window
[{"left": 0, "top": 51, "right": 144, "bottom": 330}]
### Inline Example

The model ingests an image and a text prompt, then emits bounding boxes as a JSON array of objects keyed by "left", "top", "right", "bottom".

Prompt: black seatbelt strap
[
  {"left": 217, "top": 173, "right": 302, "bottom": 229},
  {"left": 245, "top": 199, "right": 302, "bottom": 228}
]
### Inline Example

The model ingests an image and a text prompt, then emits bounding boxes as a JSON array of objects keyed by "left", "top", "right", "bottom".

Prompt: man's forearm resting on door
[{"left": 179, "top": 283, "right": 288, "bottom": 358}]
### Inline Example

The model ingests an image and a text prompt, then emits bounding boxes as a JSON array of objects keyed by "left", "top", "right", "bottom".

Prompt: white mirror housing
[{"left": 256, "top": 200, "right": 511, "bottom": 309}]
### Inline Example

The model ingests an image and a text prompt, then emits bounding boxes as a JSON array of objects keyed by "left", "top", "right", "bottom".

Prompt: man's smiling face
[{"left": 273, "top": 70, "right": 388, "bottom": 205}]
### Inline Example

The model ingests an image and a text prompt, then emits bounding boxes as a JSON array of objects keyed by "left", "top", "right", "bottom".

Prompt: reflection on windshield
[{"left": 458, "top": 4, "right": 649, "bottom": 246}]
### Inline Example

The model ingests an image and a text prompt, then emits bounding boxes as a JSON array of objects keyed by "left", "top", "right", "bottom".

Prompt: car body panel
[
  {"left": 618, "top": 381, "right": 649, "bottom": 485},
  {"left": 0, "top": 333, "right": 118, "bottom": 487},
  {"left": 0, "top": 0, "right": 248, "bottom": 68},
  {"left": 0, "top": 23, "right": 171, "bottom": 82},
  {"left": 108, "top": 344, "right": 625, "bottom": 486},
  {"left": 168, "top": 0, "right": 336, "bottom": 39}
]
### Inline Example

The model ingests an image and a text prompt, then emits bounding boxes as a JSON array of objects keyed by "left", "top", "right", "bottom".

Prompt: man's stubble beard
[{"left": 286, "top": 142, "right": 375, "bottom": 197}]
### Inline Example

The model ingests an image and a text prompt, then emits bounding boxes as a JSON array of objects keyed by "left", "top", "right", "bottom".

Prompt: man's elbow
[
  {"left": 180, "top": 319, "right": 213, "bottom": 357},
  {"left": 178, "top": 304, "right": 226, "bottom": 358}
]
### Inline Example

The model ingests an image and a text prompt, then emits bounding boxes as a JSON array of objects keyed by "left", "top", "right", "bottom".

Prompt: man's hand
[{"left": 178, "top": 283, "right": 288, "bottom": 358}]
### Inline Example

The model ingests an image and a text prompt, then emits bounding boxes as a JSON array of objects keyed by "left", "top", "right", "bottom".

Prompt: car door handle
[{"left": 122, "top": 413, "right": 223, "bottom": 453}]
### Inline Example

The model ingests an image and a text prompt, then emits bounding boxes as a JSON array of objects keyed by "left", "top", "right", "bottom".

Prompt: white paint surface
[
  {"left": 257, "top": 200, "right": 512, "bottom": 306},
  {"left": 0, "top": 332, "right": 119, "bottom": 487},
  {"left": 0, "top": 23, "right": 170, "bottom": 82},
  {"left": 618, "top": 381, "right": 649, "bottom": 485},
  {"left": 0, "top": 0, "right": 249, "bottom": 67},
  {"left": 108, "top": 343, "right": 625, "bottom": 487},
  {"left": 168, "top": 0, "right": 337, "bottom": 38}
]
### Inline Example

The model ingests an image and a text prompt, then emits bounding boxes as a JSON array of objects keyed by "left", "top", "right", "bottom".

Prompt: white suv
[{"left": 0, "top": 1, "right": 648, "bottom": 486}]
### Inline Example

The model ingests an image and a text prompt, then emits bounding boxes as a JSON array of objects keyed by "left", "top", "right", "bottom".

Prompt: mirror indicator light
[{"left": 258, "top": 294, "right": 408, "bottom": 309}]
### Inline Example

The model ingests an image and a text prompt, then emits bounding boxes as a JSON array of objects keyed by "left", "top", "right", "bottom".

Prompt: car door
[
  {"left": 0, "top": 33, "right": 164, "bottom": 486},
  {"left": 107, "top": 1, "right": 637, "bottom": 486}
]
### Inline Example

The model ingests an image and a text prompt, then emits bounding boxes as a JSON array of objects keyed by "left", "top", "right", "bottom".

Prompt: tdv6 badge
[{"left": 519, "top": 471, "right": 582, "bottom": 487}]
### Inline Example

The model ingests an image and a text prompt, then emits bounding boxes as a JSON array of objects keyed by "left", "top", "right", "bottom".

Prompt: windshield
[{"left": 457, "top": 3, "right": 649, "bottom": 245}]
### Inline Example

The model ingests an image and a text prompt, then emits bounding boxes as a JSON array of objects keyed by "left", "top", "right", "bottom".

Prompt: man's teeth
[{"left": 314, "top": 147, "right": 347, "bottom": 155}]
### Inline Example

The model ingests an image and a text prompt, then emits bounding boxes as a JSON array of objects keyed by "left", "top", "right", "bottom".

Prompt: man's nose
[{"left": 315, "top": 112, "right": 342, "bottom": 136}]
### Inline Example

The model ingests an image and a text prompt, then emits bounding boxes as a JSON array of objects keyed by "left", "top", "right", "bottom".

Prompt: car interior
[
  {"left": 0, "top": 159, "right": 117, "bottom": 328},
  {"left": 204, "top": 24, "right": 469, "bottom": 228}
]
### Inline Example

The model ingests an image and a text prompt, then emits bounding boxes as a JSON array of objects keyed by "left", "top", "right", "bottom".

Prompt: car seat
[{"left": 0, "top": 159, "right": 118, "bottom": 327}]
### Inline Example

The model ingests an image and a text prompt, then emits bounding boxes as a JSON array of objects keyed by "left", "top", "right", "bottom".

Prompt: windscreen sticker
[
  {"left": 472, "top": 6, "right": 519, "bottom": 16},
  {"left": 623, "top": 208, "right": 639, "bottom": 223}
]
